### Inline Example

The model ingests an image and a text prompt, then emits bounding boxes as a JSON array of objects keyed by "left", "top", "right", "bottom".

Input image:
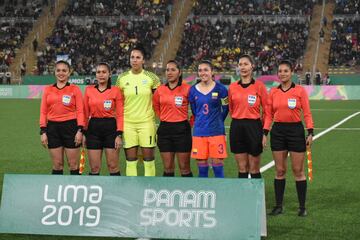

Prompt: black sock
[
  {"left": 52, "top": 169, "right": 63, "bottom": 175},
  {"left": 163, "top": 172, "right": 175, "bottom": 177},
  {"left": 110, "top": 171, "right": 121, "bottom": 176},
  {"left": 70, "top": 169, "right": 80, "bottom": 175},
  {"left": 274, "top": 179, "right": 286, "bottom": 207},
  {"left": 296, "top": 180, "right": 307, "bottom": 209},
  {"left": 251, "top": 172, "right": 262, "bottom": 178},
  {"left": 89, "top": 172, "right": 100, "bottom": 176},
  {"left": 181, "top": 172, "right": 193, "bottom": 177},
  {"left": 238, "top": 172, "right": 249, "bottom": 178}
]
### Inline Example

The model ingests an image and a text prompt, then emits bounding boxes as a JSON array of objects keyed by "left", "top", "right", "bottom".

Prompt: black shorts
[
  {"left": 86, "top": 118, "right": 117, "bottom": 149},
  {"left": 157, "top": 120, "right": 192, "bottom": 152},
  {"left": 230, "top": 118, "right": 263, "bottom": 156},
  {"left": 47, "top": 119, "right": 79, "bottom": 149},
  {"left": 270, "top": 122, "right": 306, "bottom": 152}
]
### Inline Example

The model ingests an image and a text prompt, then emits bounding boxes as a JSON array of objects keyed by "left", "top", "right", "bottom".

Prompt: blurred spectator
[
  {"left": 324, "top": 73, "right": 331, "bottom": 85},
  {"left": 33, "top": 37, "right": 38, "bottom": 51},
  {"left": 334, "top": 0, "right": 359, "bottom": 14},
  {"left": 20, "top": 61, "right": 26, "bottom": 76},
  {"left": 193, "top": 0, "right": 314, "bottom": 16},
  {"left": 63, "top": 0, "right": 172, "bottom": 16},
  {"left": 315, "top": 69, "right": 321, "bottom": 85},
  {"left": 0, "top": 22, "right": 33, "bottom": 68},
  {"left": 176, "top": 17, "right": 309, "bottom": 72},
  {"left": 5, "top": 71, "right": 11, "bottom": 84},
  {"left": 36, "top": 18, "right": 164, "bottom": 75},
  {"left": 0, "top": 0, "right": 45, "bottom": 18},
  {"left": 305, "top": 69, "right": 311, "bottom": 85},
  {"left": 329, "top": 18, "right": 359, "bottom": 66},
  {"left": 319, "top": 27, "right": 325, "bottom": 43}
]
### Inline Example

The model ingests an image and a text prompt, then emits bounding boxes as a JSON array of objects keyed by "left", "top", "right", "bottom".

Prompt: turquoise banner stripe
[{"left": 0, "top": 174, "right": 264, "bottom": 239}]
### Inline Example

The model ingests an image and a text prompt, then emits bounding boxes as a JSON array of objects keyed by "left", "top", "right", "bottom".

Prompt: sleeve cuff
[
  {"left": 40, "top": 127, "right": 47, "bottom": 135},
  {"left": 77, "top": 126, "right": 84, "bottom": 133},
  {"left": 307, "top": 128, "right": 314, "bottom": 136},
  {"left": 263, "top": 129, "right": 269, "bottom": 136}
]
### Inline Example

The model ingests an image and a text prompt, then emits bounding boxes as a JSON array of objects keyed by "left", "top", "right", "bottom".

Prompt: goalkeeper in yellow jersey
[{"left": 116, "top": 45, "right": 160, "bottom": 176}]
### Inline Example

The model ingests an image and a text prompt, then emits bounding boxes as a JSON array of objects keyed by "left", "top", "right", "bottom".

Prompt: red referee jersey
[
  {"left": 264, "top": 83, "right": 314, "bottom": 130},
  {"left": 228, "top": 79, "right": 268, "bottom": 121},
  {"left": 153, "top": 82, "right": 191, "bottom": 122},
  {"left": 39, "top": 83, "right": 84, "bottom": 128},
  {"left": 84, "top": 85, "right": 124, "bottom": 131}
]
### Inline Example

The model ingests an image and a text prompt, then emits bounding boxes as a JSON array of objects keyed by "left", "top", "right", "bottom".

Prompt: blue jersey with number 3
[{"left": 189, "top": 81, "right": 229, "bottom": 136}]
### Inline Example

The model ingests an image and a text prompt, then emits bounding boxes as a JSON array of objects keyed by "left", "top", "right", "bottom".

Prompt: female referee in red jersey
[
  {"left": 153, "top": 60, "right": 193, "bottom": 177},
  {"left": 40, "top": 60, "right": 84, "bottom": 175},
  {"left": 228, "top": 54, "right": 268, "bottom": 179},
  {"left": 264, "top": 60, "right": 314, "bottom": 217},
  {"left": 83, "top": 63, "right": 123, "bottom": 176}
]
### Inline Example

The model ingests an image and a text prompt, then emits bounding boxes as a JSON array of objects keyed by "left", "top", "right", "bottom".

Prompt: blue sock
[
  {"left": 198, "top": 163, "right": 209, "bottom": 178},
  {"left": 212, "top": 163, "right": 224, "bottom": 178}
]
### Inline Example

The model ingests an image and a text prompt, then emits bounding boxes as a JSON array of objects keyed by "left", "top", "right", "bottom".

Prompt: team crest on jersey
[
  {"left": 192, "top": 148, "right": 198, "bottom": 155},
  {"left": 104, "top": 100, "right": 112, "bottom": 110},
  {"left": 142, "top": 79, "right": 148, "bottom": 85},
  {"left": 174, "top": 96, "right": 183, "bottom": 107},
  {"left": 212, "top": 92, "right": 218, "bottom": 99},
  {"left": 62, "top": 95, "right": 71, "bottom": 106},
  {"left": 288, "top": 99, "right": 297, "bottom": 109},
  {"left": 248, "top": 95, "right": 257, "bottom": 106}
]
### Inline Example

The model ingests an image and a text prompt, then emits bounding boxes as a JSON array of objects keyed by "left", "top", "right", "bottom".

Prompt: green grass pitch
[{"left": 0, "top": 99, "right": 359, "bottom": 240}]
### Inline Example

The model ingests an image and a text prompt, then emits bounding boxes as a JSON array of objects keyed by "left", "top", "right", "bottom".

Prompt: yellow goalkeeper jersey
[{"left": 116, "top": 69, "right": 160, "bottom": 123}]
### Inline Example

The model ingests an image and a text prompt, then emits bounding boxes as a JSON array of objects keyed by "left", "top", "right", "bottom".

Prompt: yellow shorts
[{"left": 123, "top": 121, "right": 156, "bottom": 148}]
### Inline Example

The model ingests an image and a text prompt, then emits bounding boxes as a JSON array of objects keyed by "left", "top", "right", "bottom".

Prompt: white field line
[
  {"left": 260, "top": 111, "right": 360, "bottom": 173},
  {"left": 314, "top": 128, "right": 360, "bottom": 131}
]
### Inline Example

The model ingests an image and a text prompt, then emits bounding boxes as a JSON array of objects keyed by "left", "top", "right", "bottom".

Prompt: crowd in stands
[
  {"left": 63, "top": 0, "right": 171, "bottom": 16},
  {"left": 334, "top": 0, "right": 359, "bottom": 14},
  {"left": 36, "top": 18, "right": 164, "bottom": 75},
  {"left": 193, "top": 0, "right": 314, "bottom": 16},
  {"left": 0, "top": 1, "right": 47, "bottom": 82},
  {"left": 0, "top": 21, "right": 33, "bottom": 66},
  {"left": 34, "top": 0, "right": 173, "bottom": 75},
  {"left": 175, "top": 0, "right": 314, "bottom": 72},
  {"left": 329, "top": 18, "right": 360, "bottom": 66},
  {"left": 176, "top": 18, "right": 309, "bottom": 73},
  {"left": 0, "top": 0, "right": 46, "bottom": 18}
]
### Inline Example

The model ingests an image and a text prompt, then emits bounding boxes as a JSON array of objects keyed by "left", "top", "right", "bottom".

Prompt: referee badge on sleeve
[
  {"left": 174, "top": 96, "right": 183, "bottom": 107},
  {"left": 104, "top": 100, "right": 112, "bottom": 110},
  {"left": 288, "top": 99, "right": 297, "bottom": 109},
  {"left": 62, "top": 95, "right": 71, "bottom": 106},
  {"left": 248, "top": 95, "right": 257, "bottom": 106}
]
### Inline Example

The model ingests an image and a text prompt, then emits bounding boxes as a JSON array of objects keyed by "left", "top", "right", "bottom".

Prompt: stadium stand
[
  {"left": 333, "top": 0, "right": 359, "bottom": 14},
  {"left": 63, "top": 0, "right": 171, "bottom": 16},
  {"left": 329, "top": 18, "right": 359, "bottom": 67},
  {"left": 329, "top": 0, "right": 359, "bottom": 70},
  {"left": 0, "top": 0, "right": 45, "bottom": 18},
  {"left": 35, "top": 0, "right": 173, "bottom": 75},
  {"left": 193, "top": 0, "right": 314, "bottom": 16},
  {"left": 176, "top": 1, "right": 313, "bottom": 73},
  {"left": 176, "top": 17, "right": 309, "bottom": 72},
  {"left": 0, "top": 0, "right": 47, "bottom": 83}
]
